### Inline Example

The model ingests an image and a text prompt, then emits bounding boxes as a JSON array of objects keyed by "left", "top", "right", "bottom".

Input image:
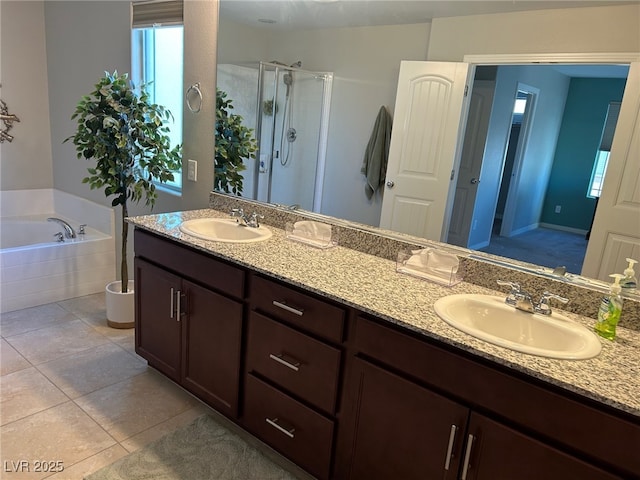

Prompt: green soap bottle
[{"left": 594, "top": 274, "right": 624, "bottom": 341}]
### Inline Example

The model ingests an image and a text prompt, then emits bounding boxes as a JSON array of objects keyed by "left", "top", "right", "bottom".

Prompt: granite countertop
[{"left": 128, "top": 209, "right": 640, "bottom": 418}]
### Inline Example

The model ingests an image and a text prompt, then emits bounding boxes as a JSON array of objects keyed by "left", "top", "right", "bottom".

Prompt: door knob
[
  {"left": 470, "top": 178, "right": 480, "bottom": 184},
  {"left": 386, "top": 181, "right": 395, "bottom": 188}
]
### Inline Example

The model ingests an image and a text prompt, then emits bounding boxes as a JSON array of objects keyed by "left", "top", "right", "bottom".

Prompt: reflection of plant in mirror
[{"left": 215, "top": 89, "right": 257, "bottom": 195}]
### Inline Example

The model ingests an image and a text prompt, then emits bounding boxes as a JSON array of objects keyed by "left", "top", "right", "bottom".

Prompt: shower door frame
[{"left": 253, "top": 61, "right": 333, "bottom": 212}]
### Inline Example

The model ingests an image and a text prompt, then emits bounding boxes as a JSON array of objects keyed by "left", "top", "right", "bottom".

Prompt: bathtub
[{"left": 1, "top": 189, "right": 116, "bottom": 313}]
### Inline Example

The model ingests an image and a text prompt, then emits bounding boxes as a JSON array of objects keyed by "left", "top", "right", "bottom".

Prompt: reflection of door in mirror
[{"left": 216, "top": 62, "right": 333, "bottom": 212}]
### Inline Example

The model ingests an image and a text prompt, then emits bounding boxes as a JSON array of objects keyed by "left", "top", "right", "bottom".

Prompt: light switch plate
[{"left": 187, "top": 159, "right": 197, "bottom": 182}]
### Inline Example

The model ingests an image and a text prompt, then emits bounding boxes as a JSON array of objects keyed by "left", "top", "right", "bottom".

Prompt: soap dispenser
[
  {"left": 594, "top": 274, "right": 624, "bottom": 341},
  {"left": 621, "top": 257, "right": 638, "bottom": 289}
]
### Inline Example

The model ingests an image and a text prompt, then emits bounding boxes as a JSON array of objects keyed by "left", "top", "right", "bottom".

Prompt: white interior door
[
  {"left": 447, "top": 80, "right": 496, "bottom": 247},
  {"left": 380, "top": 61, "right": 470, "bottom": 242},
  {"left": 582, "top": 62, "right": 640, "bottom": 280}
]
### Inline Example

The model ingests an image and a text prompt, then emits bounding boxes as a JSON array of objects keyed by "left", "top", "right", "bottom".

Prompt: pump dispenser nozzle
[{"left": 621, "top": 258, "right": 637, "bottom": 289}]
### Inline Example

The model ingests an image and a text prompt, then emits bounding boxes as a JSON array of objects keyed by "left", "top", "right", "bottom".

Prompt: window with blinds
[
  {"left": 587, "top": 102, "right": 621, "bottom": 199},
  {"left": 131, "top": 0, "right": 184, "bottom": 191}
]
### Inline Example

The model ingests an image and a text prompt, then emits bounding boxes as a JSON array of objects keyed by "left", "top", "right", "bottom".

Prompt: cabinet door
[
  {"left": 345, "top": 358, "right": 468, "bottom": 480},
  {"left": 181, "top": 280, "right": 243, "bottom": 418},
  {"left": 462, "top": 413, "right": 620, "bottom": 480},
  {"left": 135, "top": 258, "right": 182, "bottom": 382}
]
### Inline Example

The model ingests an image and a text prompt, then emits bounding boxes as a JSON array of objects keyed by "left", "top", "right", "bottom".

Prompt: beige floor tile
[
  {"left": 0, "top": 401, "right": 116, "bottom": 480},
  {"left": 44, "top": 444, "right": 129, "bottom": 480},
  {"left": 0, "top": 367, "right": 68, "bottom": 426},
  {"left": 74, "top": 370, "right": 199, "bottom": 442},
  {"left": 0, "top": 303, "right": 76, "bottom": 338},
  {"left": 5, "top": 319, "right": 109, "bottom": 365},
  {"left": 112, "top": 335, "right": 138, "bottom": 357},
  {"left": 120, "top": 403, "right": 211, "bottom": 452},
  {"left": 36, "top": 342, "right": 148, "bottom": 399},
  {"left": 1, "top": 338, "right": 31, "bottom": 376},
  {"left": 57, "top": 293, "right": 105, "bottom": 321}
]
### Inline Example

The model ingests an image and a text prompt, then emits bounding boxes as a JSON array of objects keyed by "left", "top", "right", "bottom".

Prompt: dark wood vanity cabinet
[
  {"left": 335, "top": 316, "right": 636, "bottom": 480},
  {"left": 134, "top": 230, "right": 244, "bottom": 418},
  {"left": 133, "top": 229, "right": 639, "bottom": 480}
]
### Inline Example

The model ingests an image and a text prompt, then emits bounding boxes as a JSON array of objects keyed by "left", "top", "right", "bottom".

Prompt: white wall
[
  {"left": 428, "top": 4, "right": 640, "bottom": 60},
  {"left": 0, "top": 1, "right": 53, "bottom": 191},
  {"left": 217, "top": 20, "right": 431, "bottom": 227},
  {"left": 44, "top": 1, "right": 216, "bottom": 214}
]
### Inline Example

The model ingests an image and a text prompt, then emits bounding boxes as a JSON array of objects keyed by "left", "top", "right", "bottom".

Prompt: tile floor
[{"left": 0, "top": 293, "right": 308, "bottom": 480}]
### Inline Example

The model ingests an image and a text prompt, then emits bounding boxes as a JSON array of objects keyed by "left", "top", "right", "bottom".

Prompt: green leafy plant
[
  {"left": 65, "top": 71, "right": 181, "bottom": 293},
  {"left": 215, "top": 89, "right": 257, "bottom": 195}
]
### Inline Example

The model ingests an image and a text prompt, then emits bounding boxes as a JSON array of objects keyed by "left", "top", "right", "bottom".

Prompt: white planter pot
[{"left": 105, "top": 280, "right": 135, "bottom": 329}]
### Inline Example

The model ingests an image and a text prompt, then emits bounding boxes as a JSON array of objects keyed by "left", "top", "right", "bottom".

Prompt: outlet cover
[{"left": 555, "top": 205, "right": 561, "bottom": 213}]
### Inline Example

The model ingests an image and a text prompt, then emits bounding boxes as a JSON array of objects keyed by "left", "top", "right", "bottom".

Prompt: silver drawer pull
[
  {"left": 265, "top": 417, "right": 295, "bottom": 438},
  {"left": 461, "top": 433, "right": 475, "bottom": 480},
  {"left": 444, "top": 424, "right": 458, "bottom": 471},
  {"left": 269, "top": 353, "right": 301, "bottom": 372},
  {"left": 272, "top": 300, "right": 304, "bottom": 316},
  {"left": 170, "top": 287, "right": 175, "bottom": 319}
]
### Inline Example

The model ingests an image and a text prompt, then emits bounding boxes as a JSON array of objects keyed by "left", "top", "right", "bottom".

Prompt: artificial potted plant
[
  {"left": 214, "top": 88, "right": 258, "bottom": 195},
  {"left": 65, "top": 71, "right": 181, "bottom": 328}
]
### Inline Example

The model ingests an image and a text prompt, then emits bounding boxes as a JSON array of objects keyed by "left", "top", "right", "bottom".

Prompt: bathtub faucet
[{"left": 47, "top": 217, "right": 76, "bottom": 239}]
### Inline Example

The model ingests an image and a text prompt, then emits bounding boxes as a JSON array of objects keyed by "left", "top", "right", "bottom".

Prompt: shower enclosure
[{"left": 217, "top": 62, "right": 333, "bottom": 211}]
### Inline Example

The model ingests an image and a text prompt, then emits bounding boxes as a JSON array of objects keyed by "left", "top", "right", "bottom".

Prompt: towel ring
[{"left": 186, "top": 83, "right": 202, "bottom": 113}]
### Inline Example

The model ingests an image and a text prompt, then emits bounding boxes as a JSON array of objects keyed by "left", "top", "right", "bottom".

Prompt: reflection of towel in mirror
[{"left": 361, "top": 105, "right": 392, "bottom": 200}]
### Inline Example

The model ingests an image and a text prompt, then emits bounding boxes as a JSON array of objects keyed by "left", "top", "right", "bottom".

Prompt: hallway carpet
[{"left": 479, "top": 227, "right": 587, "bottom": 274}]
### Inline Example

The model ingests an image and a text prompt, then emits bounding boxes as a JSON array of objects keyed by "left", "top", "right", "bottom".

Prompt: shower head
[
  {"left": 283, "top": 73, "right": 293, "bottom": 86},
  {"left": 290, "top": 61, "right": 302, "bottom": 68}
]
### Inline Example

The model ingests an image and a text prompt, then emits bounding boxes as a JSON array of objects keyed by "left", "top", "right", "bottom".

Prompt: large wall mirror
[{"left": 215, "top": 0, "right": 638, "bottom": 286}]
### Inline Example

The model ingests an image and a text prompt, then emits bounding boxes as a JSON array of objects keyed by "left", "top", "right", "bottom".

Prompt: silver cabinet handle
[
  {"left": 272, "top": 300, "right": 304, "bottom": 316},
  {"left": 386, "top": 180, "right": 395, "bottom": 188},
  {"left": 176, "top": 290, "right": 182, "bottom": 321},
  {"left": 170, "top": 287, "right": 175, "bottom": 319},
  {"left": 269, "top": 353, "right": 301, "bottom": 372},
  {"left": 444, "top": 424, "right": 458, "bottom": 471},
  {"left": 461, "top": 434, "right": 475, "bottom": 480},
  {"left": 265, "top": 417, "right": 295, "bottom": 438}
]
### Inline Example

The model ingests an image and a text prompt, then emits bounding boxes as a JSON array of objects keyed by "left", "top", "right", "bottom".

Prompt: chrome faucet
[
  {"left": 497, "top": 280, "right": 568, "bottom": 315},
  {"left": 230, "top": 208, "right": 264, "bottom": 228},
  {"left": 47, "top": 217, "right": 76, "bottom": 239}
]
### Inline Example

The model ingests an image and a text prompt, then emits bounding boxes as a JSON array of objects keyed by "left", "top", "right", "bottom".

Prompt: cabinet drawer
[
  {"left": 134, "top": 229, "right": 245, "bottom": 299},
  {"left": 251, "top": 274, "right": 345, "bottom": 343},
  {"left": 244, "top": 374, "right": 334, "bottom": 480},
  {"left": 247, "top": 312, "right": 341, "bottom": 414}
]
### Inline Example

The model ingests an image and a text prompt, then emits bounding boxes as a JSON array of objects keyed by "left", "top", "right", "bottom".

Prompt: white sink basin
[
  {"left": 179, "top": 218, "right": 272, "bottom": 243},
  {"left": 434, "top": 294, "right": 601, "bottom": 360}
]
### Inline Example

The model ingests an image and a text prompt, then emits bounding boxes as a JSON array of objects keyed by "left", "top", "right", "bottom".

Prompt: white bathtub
[{"left": 1, "top": 189, "right": 116, "bottom": 313}]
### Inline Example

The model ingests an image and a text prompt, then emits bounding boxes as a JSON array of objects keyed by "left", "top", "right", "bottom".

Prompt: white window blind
[
  {"left": 599, "top": 102, "right": 621, "bottom": 152},
  {"left": 131, "top": 0, "right": 183, "bottom": 28}
]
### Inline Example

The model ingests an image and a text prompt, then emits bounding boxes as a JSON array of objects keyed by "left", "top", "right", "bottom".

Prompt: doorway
[{"left": 450, "top": 62, "right": 628, "bottom": 274}]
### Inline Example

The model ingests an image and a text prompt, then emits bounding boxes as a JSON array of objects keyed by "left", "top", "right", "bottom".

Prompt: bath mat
[{"left": 84, "top": 414, "right": 299, "bottom": 480}]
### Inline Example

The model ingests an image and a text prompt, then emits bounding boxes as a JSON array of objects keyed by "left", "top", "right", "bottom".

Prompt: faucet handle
[
  {"left": 230, "top": 208, "right": 244, "bottom": 220},
  {"left": 78, "top": 224, "right": 87, "bottom": 235},
  {"left": 54, "top": 232, "right": 64, "bottom": 242},
  {"left": 536, "top": 292, "right": 569, "bottom": 315},
  {"left": 248, "top": 212, "right": 264, "bottom": 227},
  {"left": 497, "top": 280, "right": 521, "bottom": 306}
]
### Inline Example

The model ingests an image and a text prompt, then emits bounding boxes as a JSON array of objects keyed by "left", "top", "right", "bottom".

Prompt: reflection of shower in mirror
[{"left": 217, "top": 61, "right": 333, "bottom": 212}]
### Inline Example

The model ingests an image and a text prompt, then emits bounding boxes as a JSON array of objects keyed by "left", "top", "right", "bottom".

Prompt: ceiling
[{"left": 219, "top": 0, "right": 639, "bottom": 30}]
